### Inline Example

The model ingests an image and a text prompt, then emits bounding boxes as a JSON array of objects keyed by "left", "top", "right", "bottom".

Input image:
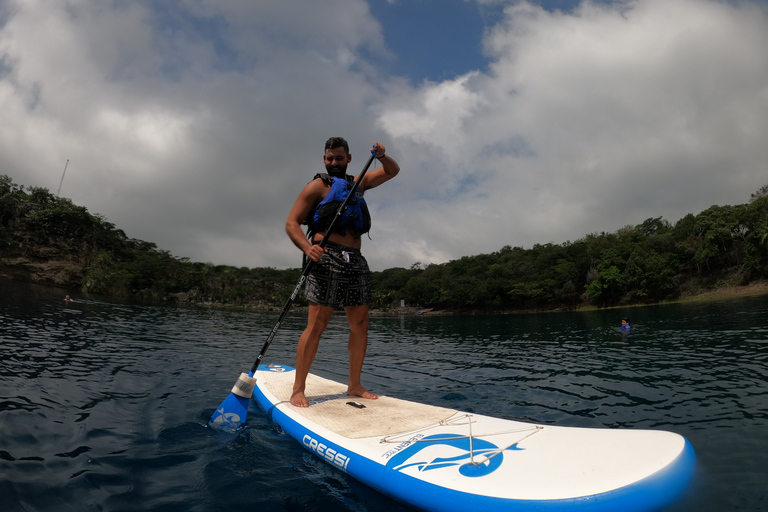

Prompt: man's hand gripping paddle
[{"left": 209, "top": 149, "right": 378, "bottom": 432}]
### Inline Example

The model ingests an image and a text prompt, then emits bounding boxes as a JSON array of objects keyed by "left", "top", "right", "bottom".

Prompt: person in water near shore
[
  {"left": 621, "top": 317, "right": 631, "bottom": 331},
  {"left": 285, "top": 137, "right": 401, "bottom": 407}
]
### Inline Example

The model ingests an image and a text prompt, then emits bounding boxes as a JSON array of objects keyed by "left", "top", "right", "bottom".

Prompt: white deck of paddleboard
[
  {"left": 255, "top": 364, "right": 694, "bottom": 505},
  {"left": 259, "top": 366, "right": 457, "bottom": 438}
]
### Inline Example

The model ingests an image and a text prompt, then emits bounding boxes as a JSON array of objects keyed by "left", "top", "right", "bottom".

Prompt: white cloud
[
  {"left": 378, "top": 0, "right": 768, "bottom": 260},
  {"left": 2, "top": 0, "right": 768, "bottom": 272},
  {"left": 0, "top": 0, "right": 388, "bottom": 267}
]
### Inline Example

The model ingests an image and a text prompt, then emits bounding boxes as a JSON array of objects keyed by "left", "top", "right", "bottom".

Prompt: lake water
[{"left": 1, "top": 280, "right": 767, "bottom": 511}]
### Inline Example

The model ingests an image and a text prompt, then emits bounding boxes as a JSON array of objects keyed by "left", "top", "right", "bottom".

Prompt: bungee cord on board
[{"left": 380, "top": 413, "right": 544, "bottom": 467}]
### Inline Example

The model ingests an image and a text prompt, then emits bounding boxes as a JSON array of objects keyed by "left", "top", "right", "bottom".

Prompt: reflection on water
[{"left": 1, "top": 280, "right": 767, "bottom": 511}]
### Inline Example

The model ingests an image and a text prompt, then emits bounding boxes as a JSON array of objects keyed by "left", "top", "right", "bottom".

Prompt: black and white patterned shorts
[{"left": 305, "top": 242, "right": 371, "bottom": 308}]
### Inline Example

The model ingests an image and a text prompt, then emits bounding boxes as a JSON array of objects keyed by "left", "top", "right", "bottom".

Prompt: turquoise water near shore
[{"left": 1, "top": 280, "right": 767, "bottom": 511}]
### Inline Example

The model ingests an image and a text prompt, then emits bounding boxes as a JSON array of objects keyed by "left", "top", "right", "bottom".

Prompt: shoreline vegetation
[
  {"left": 3, "top": 173, "right": 768, "bottom": 316},
  {"left": 372, "top": 280, "right": 768, "bottom": 316},
  {"left": 665, "top": 280, "right": 768, "bottom": 304}
]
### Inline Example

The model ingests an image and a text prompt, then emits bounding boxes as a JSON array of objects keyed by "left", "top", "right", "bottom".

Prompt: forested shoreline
[{"left": 3, "top": 174, "right": 768, "bottom": 313}]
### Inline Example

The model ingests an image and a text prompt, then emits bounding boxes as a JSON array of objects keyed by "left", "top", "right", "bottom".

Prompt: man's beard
[{"left": 325, "top": 163, "right": 347, "bottom": 177}]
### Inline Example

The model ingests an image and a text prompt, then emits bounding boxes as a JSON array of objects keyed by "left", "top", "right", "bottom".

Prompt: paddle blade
[
  {"left": 209, "top": 393, "right": 250, "bottom": 432},
  {"left": 208, "top": 372, "right": 257, "bottom": 432}
]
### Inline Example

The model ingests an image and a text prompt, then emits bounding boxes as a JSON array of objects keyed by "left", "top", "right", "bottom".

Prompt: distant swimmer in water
[
  {"left": 65, "top": 295, "right": 74, "bottom": 302},
  {"left": 621, "top": 317, "right": 631, "bottom": 331}
]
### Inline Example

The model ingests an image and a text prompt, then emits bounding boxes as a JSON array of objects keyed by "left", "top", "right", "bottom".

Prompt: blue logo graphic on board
[{"left": 385, "top": 434, "right": 523, "bottom": 478}]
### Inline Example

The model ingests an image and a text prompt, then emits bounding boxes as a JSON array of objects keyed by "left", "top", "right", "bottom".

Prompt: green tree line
[
  {"left": 376, "top": 201, "right": 768, "bottom": 311},
  {"left": 3, "top": 174, "right": 768, "bottom": 311},
  {"left": 0, "top": 175, "right": 301, "bottom": 306}
]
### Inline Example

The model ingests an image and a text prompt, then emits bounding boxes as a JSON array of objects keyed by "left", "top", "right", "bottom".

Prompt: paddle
[{"left": 209, "top": 149, "right": 378, "bottom": 432}]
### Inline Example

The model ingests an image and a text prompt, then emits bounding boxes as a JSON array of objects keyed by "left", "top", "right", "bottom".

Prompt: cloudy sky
[{"left": 2, "top": 0, "right": 768, "bottom": 271}]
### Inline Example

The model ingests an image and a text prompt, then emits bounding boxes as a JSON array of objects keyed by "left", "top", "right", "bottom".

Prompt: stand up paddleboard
[{"left": 254, "top": 364, "right": 695, "bottom": 512}]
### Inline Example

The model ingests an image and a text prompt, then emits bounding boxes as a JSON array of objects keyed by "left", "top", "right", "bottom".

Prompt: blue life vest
[{"left": 305, "top": 173, "right": 371, "bottom": 237}]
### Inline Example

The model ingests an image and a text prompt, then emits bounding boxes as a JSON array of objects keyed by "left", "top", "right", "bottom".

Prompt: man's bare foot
[
  {"left": 291, "top": 390, "right": 309, "bottom": 407},
  {"left": 347, "top": 386, "right": 378, "bottom": 400}
]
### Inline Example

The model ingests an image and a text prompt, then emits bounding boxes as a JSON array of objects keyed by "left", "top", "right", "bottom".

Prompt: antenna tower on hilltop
[{"left": 56, "top": 159, "right": 69, "bottom": 196}]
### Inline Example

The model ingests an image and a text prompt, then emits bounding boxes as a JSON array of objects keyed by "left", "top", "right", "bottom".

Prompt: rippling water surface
[{"left": 1, "top": 280, "right": 767, "bottom": 511}]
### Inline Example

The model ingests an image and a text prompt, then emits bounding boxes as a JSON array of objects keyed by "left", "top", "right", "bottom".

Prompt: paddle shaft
[{"left": 249, "top": 151, "right": 377, "bottom": 373}]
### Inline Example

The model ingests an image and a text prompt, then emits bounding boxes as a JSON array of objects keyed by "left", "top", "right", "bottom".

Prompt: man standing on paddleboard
[{"left": 285, "top": 137, "right": 401, "bottom": 407}]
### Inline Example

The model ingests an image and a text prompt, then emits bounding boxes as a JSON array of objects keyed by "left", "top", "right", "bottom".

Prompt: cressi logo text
[{"left": 303, "top": 434, "right": 352, "bottom": 471}]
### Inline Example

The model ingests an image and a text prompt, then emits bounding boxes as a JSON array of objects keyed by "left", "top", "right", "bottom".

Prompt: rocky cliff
[{"left": 0, "top": 243, "right": 97, "bottom": 288}]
